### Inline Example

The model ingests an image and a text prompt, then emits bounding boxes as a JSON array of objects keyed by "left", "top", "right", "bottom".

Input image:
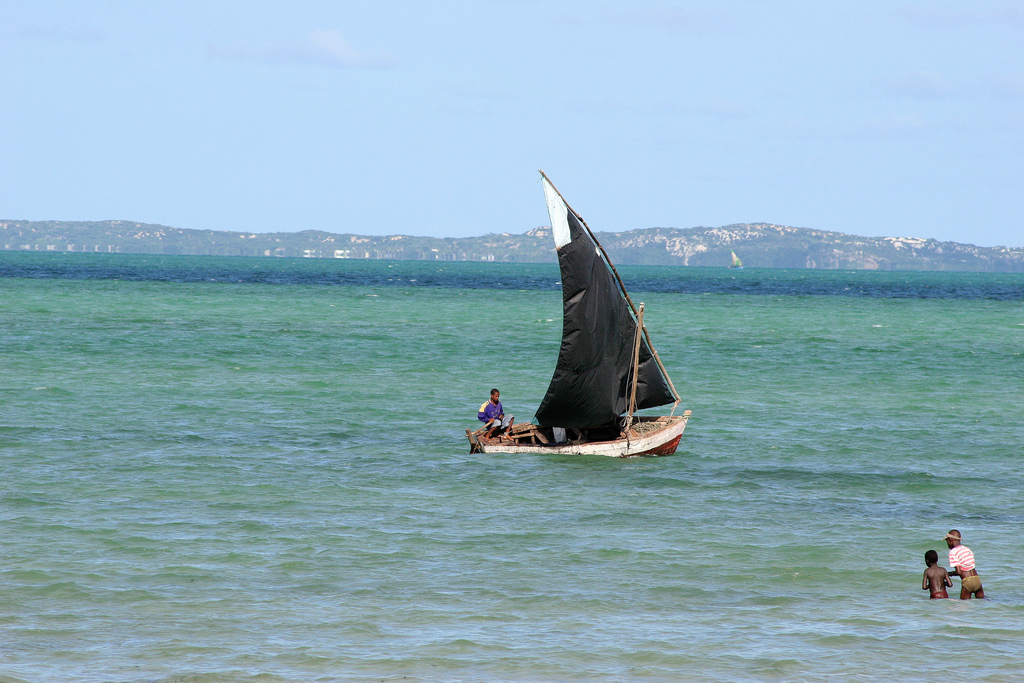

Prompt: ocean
[{"left": 2, "top": 252, "right": 1023, "bottom": 682}]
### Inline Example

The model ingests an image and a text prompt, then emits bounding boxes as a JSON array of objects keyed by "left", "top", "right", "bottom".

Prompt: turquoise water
[{"left": 2, "top": 254, "right": 1024, "bottom": 682}]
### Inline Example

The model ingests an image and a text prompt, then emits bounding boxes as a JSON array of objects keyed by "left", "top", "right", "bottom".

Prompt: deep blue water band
[{"left": 2, "top": 251, "right": 1024, "bottom": 300}]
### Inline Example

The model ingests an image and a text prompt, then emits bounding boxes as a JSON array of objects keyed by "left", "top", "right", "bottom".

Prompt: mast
[
  {"left": 537, "top": 170, "right": 681, "bottom": 406},
  {"left": 624, "top": 302, "right": 645, "bottom": 433}
]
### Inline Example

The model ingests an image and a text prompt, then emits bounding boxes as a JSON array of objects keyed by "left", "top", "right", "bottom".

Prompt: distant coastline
[{"left": 3, "top": 219, "right": 1023, "bottom": 272}]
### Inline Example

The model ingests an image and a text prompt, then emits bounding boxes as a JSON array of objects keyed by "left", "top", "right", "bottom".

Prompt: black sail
[{"left": 534, "top": 198, "right": 675, "bottom": 428}]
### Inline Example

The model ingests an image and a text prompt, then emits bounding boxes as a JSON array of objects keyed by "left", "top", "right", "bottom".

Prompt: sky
[{"left": 1, "top": 1, "right": 1022, "bottom": 247}]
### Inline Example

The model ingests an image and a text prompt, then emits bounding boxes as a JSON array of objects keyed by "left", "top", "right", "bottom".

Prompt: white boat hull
[{"left": 470, "top": 412, "right": 690, "bottom": 458}]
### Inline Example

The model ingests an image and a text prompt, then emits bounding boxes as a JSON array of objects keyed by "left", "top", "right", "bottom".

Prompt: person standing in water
[
  {"left": 922, "top": 549, "right": 952, "bottom": 599},
  {"left": 945, "top": 530, "right": 985, "bottom": 599}
]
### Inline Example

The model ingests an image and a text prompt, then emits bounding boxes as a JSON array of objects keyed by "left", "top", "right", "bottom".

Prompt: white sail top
[{"left": 542, "top": 175, "right": 572, "bottom": 249}]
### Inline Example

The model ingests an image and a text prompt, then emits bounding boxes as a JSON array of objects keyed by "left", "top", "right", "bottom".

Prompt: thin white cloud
[
  {"left": 548, "top": 4, "right": 736, "bottom": 32},
  {"left": 884, "top": 69, "right": 1024, "bottom": 102},
  {"left": 438, "top": 102, "right": 496, "bottom": 118},
  {"left": 562, "top": 97, "right": 753, "bottom": 119},
  {"left": 649, "top": 98, "right": 755, "bottom": 119},
  {"left": 563, "top": 98, "right": 636, "bottom": 114},
  {"left": 688, "top": 98, "right": 754, "bottom": 119},
  {"left": 17, "top": 27, "right": 104, "bottom": 42},
  {"left": 860, "top": 112, "right": 929, "bottom": 138},
  {"left": 769, "top": 112, "right": 931, "bottom": 141},
  {"left": 884, "top": 70, "right": 954, "bottom": 99},
  {"left": 442, "top": 83, "right": 511, "bottom": 100},
  {"left": 992, "top": 71, "right": 1024, "bottom": 99},
  {"left": 211, "top": 29, "right": 394, "bottom": 68},
  {"left": 604, "top": 6, "right": 736, "bottom": 32},
  {"left": 899, "top": 2, "right": 1024, "bottom": 25}
]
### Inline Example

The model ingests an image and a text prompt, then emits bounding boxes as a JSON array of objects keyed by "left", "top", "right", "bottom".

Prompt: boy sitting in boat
[{"left": 478, "top": 388, "right": 513, "bottom": 438}]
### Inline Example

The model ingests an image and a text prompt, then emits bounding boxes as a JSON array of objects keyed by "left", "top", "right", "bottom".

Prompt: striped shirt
[{"left": 949, "top": 545, "right": 976, "bottom": 571}]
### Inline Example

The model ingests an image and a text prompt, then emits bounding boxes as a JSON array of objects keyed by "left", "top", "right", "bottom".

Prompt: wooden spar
[
  {"left": 624, "top": 302, "right": 645, "bottom": 432},
  {"left": 538, "top": 169, "right": 681, "bottom": 405}
]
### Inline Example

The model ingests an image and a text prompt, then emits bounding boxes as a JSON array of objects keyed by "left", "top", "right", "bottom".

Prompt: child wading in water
[{"left": 922, "top": 549, "right": 952, "bottom": 599}]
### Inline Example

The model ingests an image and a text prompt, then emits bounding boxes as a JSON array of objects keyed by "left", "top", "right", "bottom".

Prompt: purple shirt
[{"left": 478, "top": 400, "right": 503, "bottom": 423}]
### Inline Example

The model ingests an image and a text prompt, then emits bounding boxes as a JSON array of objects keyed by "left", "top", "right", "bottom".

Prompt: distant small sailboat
[{"left": 729, "top": 250, "right": 744, "bottom": 269}]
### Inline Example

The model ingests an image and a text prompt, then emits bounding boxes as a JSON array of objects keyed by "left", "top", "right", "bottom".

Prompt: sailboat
[
  {"left": 729, "top": 250, "right": 744, "bottom": 269},
  {"left": 466, "top": 171, "right": 691, "bottom": 457}
]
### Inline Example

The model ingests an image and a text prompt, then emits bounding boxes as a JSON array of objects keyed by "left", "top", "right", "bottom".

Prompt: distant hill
[{"left": 3, "top": 219, "right": 1023, "bottom": 272}]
